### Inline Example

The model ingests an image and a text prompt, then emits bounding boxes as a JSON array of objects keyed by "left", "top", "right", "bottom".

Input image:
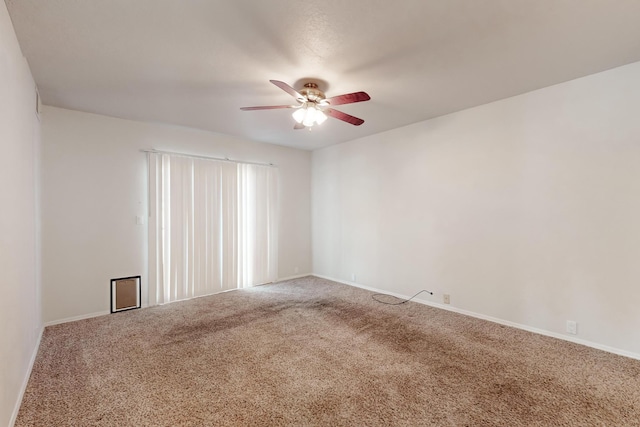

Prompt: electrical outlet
[
  {"left": 566, "top": 320, "right": 577, "bottom": 335},
  {"left": 443, "top": 294, "right": 450, "bottom": 304},
  {"left": 294, "top": 266, "right": 299, "bottom": 274},
  {"left": 351, "top": 273, "right": 356, "bottom": 282}
]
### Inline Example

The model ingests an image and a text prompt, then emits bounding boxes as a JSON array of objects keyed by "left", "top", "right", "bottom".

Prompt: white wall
[
  {"left": 0, "top": 2, "right": 42, "bottom": 425},
  {"left": 312, "top": 61, "right": 640, "bottom": 356},
  {"left": 41, "top": 106, "right": 311, "bottom": 323}
]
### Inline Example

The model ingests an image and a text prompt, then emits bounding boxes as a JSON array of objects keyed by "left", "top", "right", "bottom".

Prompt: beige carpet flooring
[{"left": 16, "top": 276, "right": 640, "bottom": 426}]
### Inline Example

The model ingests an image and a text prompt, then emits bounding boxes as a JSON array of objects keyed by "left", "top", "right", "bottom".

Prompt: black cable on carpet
[{"left": 371, "top": 289, "right": 433, "bottom": 305}]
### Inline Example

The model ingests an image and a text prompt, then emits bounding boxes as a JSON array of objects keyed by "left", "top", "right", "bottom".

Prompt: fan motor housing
[{"left": 299, "top": 83, "right": 325, "bottom": 103}]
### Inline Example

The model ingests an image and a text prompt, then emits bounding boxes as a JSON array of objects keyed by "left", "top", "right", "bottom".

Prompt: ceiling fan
[{"left": 240, "top": 80, "right": 370, "bottom": 129}]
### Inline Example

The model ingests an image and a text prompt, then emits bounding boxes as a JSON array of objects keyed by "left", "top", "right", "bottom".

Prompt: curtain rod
[{"left": 140, "top": 149, "right": 277, "bottom": 168}]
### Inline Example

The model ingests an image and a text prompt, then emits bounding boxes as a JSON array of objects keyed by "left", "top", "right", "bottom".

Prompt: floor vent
[{"left": 111, "top": 276, "right": 141, "bottom": 313}]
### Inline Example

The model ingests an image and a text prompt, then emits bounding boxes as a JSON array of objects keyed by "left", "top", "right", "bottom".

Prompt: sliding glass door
[{"left": 148, "top": 153, "right": 278, "bottom": 305}]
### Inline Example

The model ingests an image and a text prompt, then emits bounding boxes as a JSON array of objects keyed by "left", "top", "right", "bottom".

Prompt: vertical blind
[{"left": 148, "top": 153, "right": 278, "bottom": 305}]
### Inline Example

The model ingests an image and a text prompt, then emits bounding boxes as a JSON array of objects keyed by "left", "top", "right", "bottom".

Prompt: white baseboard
[
  {"left": 44, "top": 310, "right": 110, "bottom": 327},
  {"left": 312, "top": 274, "right": 640, "bottom": 361},
  {"left": 10, "top": 327, "right": 44, "bottom": 427}
]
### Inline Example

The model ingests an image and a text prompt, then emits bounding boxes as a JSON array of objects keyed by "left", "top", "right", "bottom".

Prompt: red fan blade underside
[
  {"left": 325, "top": 91, "right": 370, "bottom": 106},
  {"left": 240, "top": 105, "right": 296, "bottom": 111},
  {"left": 270, "top": 80, "right": 306, "bottom": 102},
  {"left": 325, "top": 108, "right": 365, "bottom": 126}
]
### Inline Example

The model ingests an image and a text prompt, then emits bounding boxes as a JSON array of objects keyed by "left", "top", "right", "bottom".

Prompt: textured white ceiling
[{"left": 6, "top": 0, "right": 640, "bottom": 150}]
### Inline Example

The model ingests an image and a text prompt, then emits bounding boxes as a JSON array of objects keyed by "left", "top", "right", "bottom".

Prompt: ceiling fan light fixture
[
  {"left": 315, "top": 109, "right": 328, "bottom": 125},
  {"left": 292, "top": 104, "right": 327, "bottom": 127},
  {"left": 292, "top": 107, "right": 306, "bottom": 123},
  {"left": 302, "top": 106, "right": 318, "bottom": 127}
]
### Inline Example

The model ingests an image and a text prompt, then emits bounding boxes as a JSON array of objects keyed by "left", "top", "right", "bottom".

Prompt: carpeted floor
[{"left": 16, "top": 276, "right": 640, "bottom": 426}]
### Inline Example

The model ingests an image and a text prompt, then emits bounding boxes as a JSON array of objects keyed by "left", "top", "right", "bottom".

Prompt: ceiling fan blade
[
  {"left": 240, "top": 105, "right": 296, "bottom": 111},
  {"left": 293, "top": 123, "right": 306, "bottom": 130},
  {"left": 325, "top": 91, "right": 370, "bottom": 106},
  {"left": 325, "top": 108, "right": 365, "bottom": 126},
  {"left": 270, "top": 80, "right": 306, "bottom": 102}
]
